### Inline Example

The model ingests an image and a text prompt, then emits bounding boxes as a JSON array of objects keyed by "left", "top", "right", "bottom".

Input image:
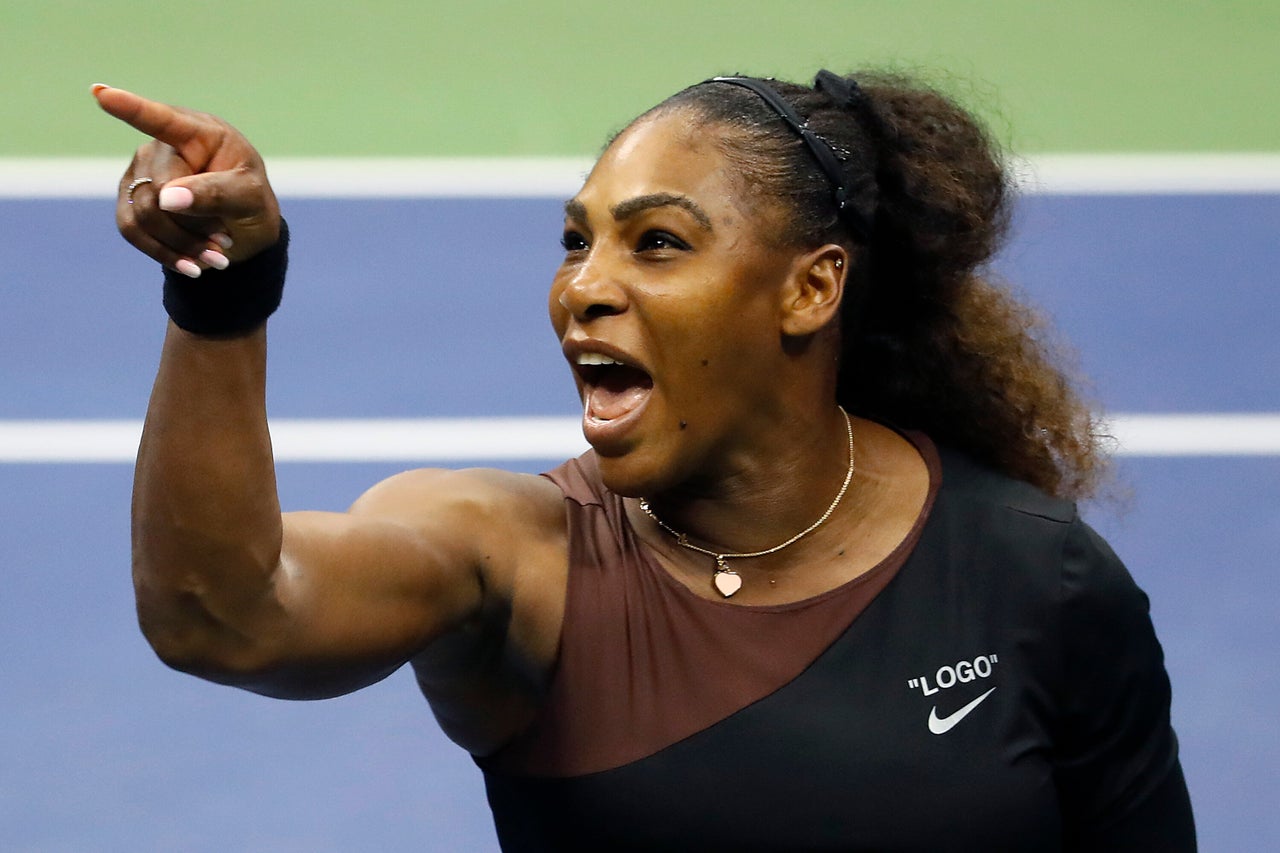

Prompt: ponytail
[{"left": 652, "top": 71, "right": 1106, "bottom": 499}]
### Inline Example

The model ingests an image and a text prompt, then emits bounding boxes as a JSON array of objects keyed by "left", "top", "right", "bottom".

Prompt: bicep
[
  {"left": 232, "top": 469, "right": 536, "bottom": 700},
  {"left": 251, "top": 506, "right": 484, "bottom": 698}
]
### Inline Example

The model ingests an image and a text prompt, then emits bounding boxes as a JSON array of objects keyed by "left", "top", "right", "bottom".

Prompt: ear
[{"left": 779, "top": 244, "right": 848, "bottom": 337}]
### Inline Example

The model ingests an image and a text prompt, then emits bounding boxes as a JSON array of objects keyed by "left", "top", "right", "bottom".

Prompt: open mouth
[{"left": 575, "top": 353, "right": 654, "bottom": 422}]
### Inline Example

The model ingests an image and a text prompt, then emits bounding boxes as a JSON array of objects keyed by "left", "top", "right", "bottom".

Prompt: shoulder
[
  {"left": 358, "top": 465, "right": 573, "bottom": 654},
  {"left": 911, "top": 443, "right": 1079, "bottom": 593},
  {"left": 350, "top": 465, "right": 567, "bottom": 537},
  {"left": 346, "top": 465, "right": 569, "bottom": 602},
  {"left": 934, "top": 446, "right": 1141, "bottom": 603},
  {"left": 911, "top": 442, "right": 1147, "bottom": 642},
  {"left": 933, "top": 443, "right": 1075, "bottom": 524}
]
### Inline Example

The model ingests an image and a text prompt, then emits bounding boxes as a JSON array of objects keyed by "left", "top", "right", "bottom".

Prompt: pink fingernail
[
  {"left": 175, "top": 259, "right": 201, "bottom": 278},
  {"left": 159, "top": 186, "right": 194, "bottom": 211},
  {"left": 211, "top": 233, "right": 234, "bottom": 250},
  {"left": 200, "top": 250, "right": 230, "bottom": 270},
  {"left": 91, "top": 83, "right": 111, "bottom": 95}
]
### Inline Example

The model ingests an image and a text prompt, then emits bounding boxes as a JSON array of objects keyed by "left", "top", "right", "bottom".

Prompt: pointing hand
[{"left": 93, "top": 85, "right": 281, "bottom": 277}]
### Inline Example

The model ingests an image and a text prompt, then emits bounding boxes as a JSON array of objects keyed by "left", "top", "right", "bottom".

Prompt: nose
[{"left": 554, "top": 254, "right": 628, "bottom": 321}]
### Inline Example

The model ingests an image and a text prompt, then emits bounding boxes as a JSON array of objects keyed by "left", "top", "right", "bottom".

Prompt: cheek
[
  {"left": 700, "top": 286, "right": 779, "bottom": 344},
  {"left": 667, "top": 324, "right": 770, "bottom": 397}
]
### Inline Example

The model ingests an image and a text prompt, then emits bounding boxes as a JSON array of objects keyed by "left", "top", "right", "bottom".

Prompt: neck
[{"left": 638, "top": 407, "right": 855, "bottom": 557}]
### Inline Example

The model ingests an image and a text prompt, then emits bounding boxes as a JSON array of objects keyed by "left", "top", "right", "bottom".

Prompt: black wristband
[{"left": 162, "top": 218, "right": 290, "bottom": 337}]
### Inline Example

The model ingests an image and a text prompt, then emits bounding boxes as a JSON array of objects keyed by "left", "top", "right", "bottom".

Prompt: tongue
[{"left": 586, "top": 367, "right": 651, "bottom": 420}]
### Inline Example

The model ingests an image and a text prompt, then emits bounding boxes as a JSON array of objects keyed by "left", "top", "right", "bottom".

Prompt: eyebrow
[{"left": 562, "top": 193, "right": 713, "bottom": 232}]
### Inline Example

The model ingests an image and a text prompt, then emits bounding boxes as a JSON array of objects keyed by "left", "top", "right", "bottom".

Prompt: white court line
[
  {"left": 1100, "top": 414, "right": 1280, "bottom": 456},
  {"left": 4, "top": 155, "right": 1280, "bottom": 198},
  {"left": 0, "top": 417, "right": 588, "bottom": 464},
  {"left": 1010, "top": 154, "right": 1280, "bottom": 195},
  {"left": 0, "top": 158, "right": 598, "bottom": 199},
  {"left": 0, "top": 414, "right": 1276, "bottom": 463}
]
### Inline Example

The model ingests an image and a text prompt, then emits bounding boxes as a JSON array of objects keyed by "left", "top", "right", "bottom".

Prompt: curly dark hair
[{"left": 648, "top": 71, "right": 1107, "bottom": 500}]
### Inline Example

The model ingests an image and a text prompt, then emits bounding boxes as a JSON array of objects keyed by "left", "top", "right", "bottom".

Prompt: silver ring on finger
[{"left": 126, "top": 177, "right": 154, "bottom": 205}]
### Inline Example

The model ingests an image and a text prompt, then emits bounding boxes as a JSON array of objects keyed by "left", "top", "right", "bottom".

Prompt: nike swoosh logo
[{"left": 927, "top": 686, "right": 997, "bottom": 735}]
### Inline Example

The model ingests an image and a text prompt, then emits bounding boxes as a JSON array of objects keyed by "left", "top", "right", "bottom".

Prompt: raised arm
[{"left": 95, "top": 87, "right": 562, "bottom": 703}]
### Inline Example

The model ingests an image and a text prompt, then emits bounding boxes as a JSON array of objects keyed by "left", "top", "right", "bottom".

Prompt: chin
[{"left": 592, "top": 446, "right": 674, "bottom": 499}]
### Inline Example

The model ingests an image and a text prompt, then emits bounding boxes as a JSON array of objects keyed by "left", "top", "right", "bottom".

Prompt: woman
[{"left": 94, "top": 70, "right": 1195, "bottom": 850}]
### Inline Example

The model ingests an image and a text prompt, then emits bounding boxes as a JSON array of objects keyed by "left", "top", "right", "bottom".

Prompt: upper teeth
[{"left": 577, "top": 353, "right": 622, "bottom": 366}]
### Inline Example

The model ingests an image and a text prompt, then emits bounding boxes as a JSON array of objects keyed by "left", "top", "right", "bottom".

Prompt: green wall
[{"left": 4, "top": 1, "right": 1276, "bottom": 157}]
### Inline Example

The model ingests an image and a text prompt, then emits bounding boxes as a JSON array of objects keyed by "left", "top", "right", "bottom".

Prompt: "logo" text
[{"left": 907, "top": 654, "right": 998, "bottom": 696}]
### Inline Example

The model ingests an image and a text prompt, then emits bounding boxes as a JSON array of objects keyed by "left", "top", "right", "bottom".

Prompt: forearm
[{"left": 132, "top": 322, "right": 285, "bottom": 674}]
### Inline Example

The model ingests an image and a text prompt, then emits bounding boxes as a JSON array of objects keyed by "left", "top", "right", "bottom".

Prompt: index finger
[{"left": 92, "top": 85, "right": 207, "bottom": 155}]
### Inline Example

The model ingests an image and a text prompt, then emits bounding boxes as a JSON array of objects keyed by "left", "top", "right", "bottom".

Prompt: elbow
[
  {"left": 134, "top": 582, "right": 287, "bottom": 690},
  {"left": 139, "top": 614, "right": 390, "bottom": 700},
  {"left": 132, "top": 540, "right": 286, "bottom": 685},
  {"left": 136, "top": 595, "right": 360, "bottom": 700},
  {"left": 137, "top": 605, "right": 401, "bottom": 701},
  {"left": 137, "top": 604, "right": 269, "bottom": 685}
]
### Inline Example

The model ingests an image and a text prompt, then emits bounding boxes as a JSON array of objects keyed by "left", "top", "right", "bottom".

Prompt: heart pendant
[{"left": 713, "top": 569, "right": 742, "bottom": 598}]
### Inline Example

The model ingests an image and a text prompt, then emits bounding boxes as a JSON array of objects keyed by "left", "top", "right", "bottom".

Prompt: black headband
[{"left": 709, "top": 72, "right": 871, "bottom": 241}]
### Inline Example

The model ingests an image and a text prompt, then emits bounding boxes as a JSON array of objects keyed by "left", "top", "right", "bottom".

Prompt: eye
[
  {"left": 636, "top": 230, "right": 690, "bottom": 253},
  {"left": 560, "top": 229, "right": 588, "bottom": 252}
]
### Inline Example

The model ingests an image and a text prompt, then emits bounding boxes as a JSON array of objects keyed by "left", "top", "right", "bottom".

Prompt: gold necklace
[{"left": 638, "top": 409, "right": 855, "bottom": 598}]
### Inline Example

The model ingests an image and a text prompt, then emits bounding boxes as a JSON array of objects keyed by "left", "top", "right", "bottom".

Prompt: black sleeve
[{"left": 1053, "top": 518, "right": 1196, "bottom": 851}]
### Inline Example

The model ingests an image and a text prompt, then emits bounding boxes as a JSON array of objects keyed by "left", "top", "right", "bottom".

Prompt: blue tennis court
[{"left": 2, "top": 191, "right": 1277, "bottom": 849}]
